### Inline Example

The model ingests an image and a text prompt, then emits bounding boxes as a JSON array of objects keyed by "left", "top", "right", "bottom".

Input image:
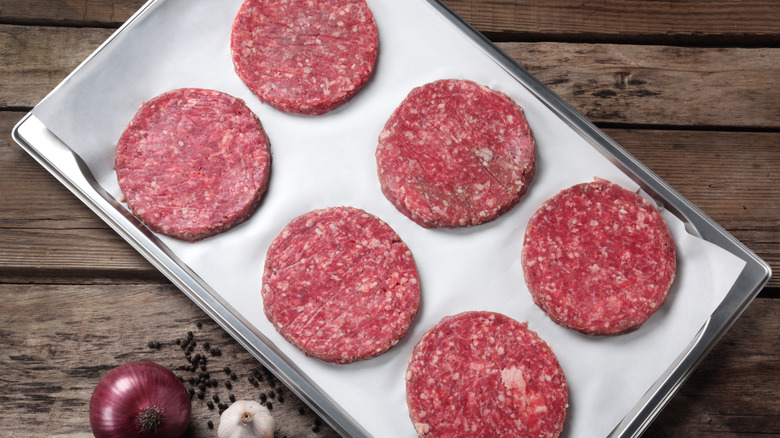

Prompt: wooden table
[{"left": 1, "top": 1, "right": 778, "bottom": 436}]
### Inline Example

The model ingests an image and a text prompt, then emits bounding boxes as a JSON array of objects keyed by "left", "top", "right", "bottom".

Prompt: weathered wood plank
[
  {"left": 0, "top": 282, "right": 776, "bottom": 436},
  {"left": 3, "top": 25, "right": 778, "bottom": 128},
  {"left": 0, "top": 0, "right": 145, "bottom": 27},
  {"left": 499, "top": 42, "right": 780, "bottom": 128},
  {"left": 2, "top": 0, "right": 779, "bottom": 44},
  {"left": 0, "top": 24, "right": 113, "bottom": 108},
  {"left": 0, "top": 283, "right": 340, "bottom": 437},
  {"left": 4, "top": 111, "right": 777, "bottom": 287},
  {"left": 443, "top": 0, "right": 780, "bottom": 44}
]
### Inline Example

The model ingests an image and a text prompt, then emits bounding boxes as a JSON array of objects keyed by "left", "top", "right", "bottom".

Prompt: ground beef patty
[
  {"left": 522, "top": 178, "right": 677, "bottom": 335},
  {"left": 115, "top": 88, "right": 271, "bottom": 242},
  {"left": 376, "top": 79, "right": 536, "bottom": 228},
  {"left": 262, "top": 206, "right": 420, "bottom": 364},
  {"left": 231, "top": 0, "right": 379, "bottom": 115},
  {"left": 406, "top": 311, "right": 567, "bottom": 438}
]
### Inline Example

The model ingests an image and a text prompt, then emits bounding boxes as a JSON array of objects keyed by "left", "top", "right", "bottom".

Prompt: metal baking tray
[{"left": 13, "top": 0, "right": 771, "bottom": 436}]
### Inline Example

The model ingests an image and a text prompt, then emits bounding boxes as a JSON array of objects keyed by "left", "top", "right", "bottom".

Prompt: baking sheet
[{"left": 25, "top": 0, "right": 757, "bottom": 437}]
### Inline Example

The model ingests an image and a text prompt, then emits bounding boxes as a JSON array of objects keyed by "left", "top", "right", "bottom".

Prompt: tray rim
[{"left": 12, "top": 0, "right": 772, "bottom": 436}]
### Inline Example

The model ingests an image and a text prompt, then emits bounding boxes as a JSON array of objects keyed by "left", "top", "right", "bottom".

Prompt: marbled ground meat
[
  {"left": 262, "top": 206, "right": 420, "bottom": 364},
  {"left": 522, "top": 178, "right": 676, "bottom": 335},
  {"left": 376, "top": 79, "right": 535, "bottom": 228},
  {"left": 115, "top": 88, "right": 271, "bottom": 242},
  {"left": 231, "top": 0, "right": 379, "bottom": 115},
  {"left": 406, "top": 311, "right": 567, "bottom": 438}
]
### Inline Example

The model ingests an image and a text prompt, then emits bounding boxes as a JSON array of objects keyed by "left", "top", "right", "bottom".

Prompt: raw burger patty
[
  {"left": 115, "top": 88, "right": 271, "bottom": 242},
  {"left": 262, "top": 206, "right": 420, "bottom": 364},
  {"left": 376, "top": 79, "right": 536, "bottom": 228},
  {"left": 406, "top": 311, "right": 568, "bottom": 438},
  {"left": 231, "top": 0, "right": 378, "bottom": 115},
  {"left": 522, "top": 179, "right": 676, "bottom": 335}
]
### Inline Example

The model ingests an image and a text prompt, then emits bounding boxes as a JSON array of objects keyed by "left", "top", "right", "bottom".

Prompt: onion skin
[{"left": 90, "top": 361, "right": 191, "bottom": 438}]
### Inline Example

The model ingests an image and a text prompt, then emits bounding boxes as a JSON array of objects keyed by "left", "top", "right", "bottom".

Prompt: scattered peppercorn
[
  {"left": 225, "top": 380, "right": 232, "bottom": 390},
  {"left": 266, "top": 402, "right": 273, "bottom": 411},
  {"left": 252, "top": 368, "right": 264, "bottom": 381},
  {"left": 207, "top": 420, "right": 213, "bottom": 429},
  {"left": 210, "top": 347, "right": 221, "bottom": 356},
  {"left": 196, "top": 321, "right": 203, "bottom": 329},
  {"left": 229, "top": 394, "right": 236, "bottom": 402},
  {"left": 207, "top": 401, "right": 214, "bottom": 409},
  {"left": 230, "top": 372, "right": 237, "bottom": 381},
  {"left": 223, "top": 366, "right": 232, "bottom": 375},
  {"left": 212, "top": 394, "right": 220, "bottom": 403}
]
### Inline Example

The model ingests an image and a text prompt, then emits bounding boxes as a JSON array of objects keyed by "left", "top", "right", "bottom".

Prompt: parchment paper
[{"left": 33, "top": 0, "right": 747, "bottom": 436}]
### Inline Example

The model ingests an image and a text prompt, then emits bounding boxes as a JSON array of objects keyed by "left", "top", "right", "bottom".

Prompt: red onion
[{"left": 90, "top": 361, "right": 191, "bottom": 438}]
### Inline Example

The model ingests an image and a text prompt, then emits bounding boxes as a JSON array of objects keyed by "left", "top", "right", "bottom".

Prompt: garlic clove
[{"left": 218, "top": 400, "right": 275, "bottom": 438}]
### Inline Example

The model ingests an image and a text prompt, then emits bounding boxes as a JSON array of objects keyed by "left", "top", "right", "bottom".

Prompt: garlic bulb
[{"left": 218, "top": 400, "right": 275, "bottom": 438}]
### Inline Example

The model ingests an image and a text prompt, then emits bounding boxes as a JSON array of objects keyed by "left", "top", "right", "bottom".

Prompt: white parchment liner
[{"left": 33, "top": 0, "right": 746, "bottom": 436}]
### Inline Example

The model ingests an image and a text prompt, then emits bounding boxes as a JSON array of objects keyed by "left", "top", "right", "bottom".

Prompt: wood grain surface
[{"left": 1, "top": 0, "right": 777, "bottom": 437}]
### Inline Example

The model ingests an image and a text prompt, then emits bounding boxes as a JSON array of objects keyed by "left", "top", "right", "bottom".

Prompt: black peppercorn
[
  {"left": 225, "top": 380, "right": 232, "bottom": 390},
  {"left": 207, "top": 401, "right": 214, "bottom": 409},
  {"left": 210, "top": 347, "right": 221, "bottom": 356},
  {"left": 252, "top": 368, "right": 264, "bottom": 381},
  {"left": 212, "top": 394, "right": 220, "bottom": 403},
  {"left": 223, "top": 366, "right": 232, "bottom": 374},
  {"left": 229, "top": 394, "right": 236, "bottom": 402},
  {"left": 207, "top": 420, "right": 213, "bottom": 429},
  {"left": 266, "top": 402, "right": 273, "bottom": 410}
]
